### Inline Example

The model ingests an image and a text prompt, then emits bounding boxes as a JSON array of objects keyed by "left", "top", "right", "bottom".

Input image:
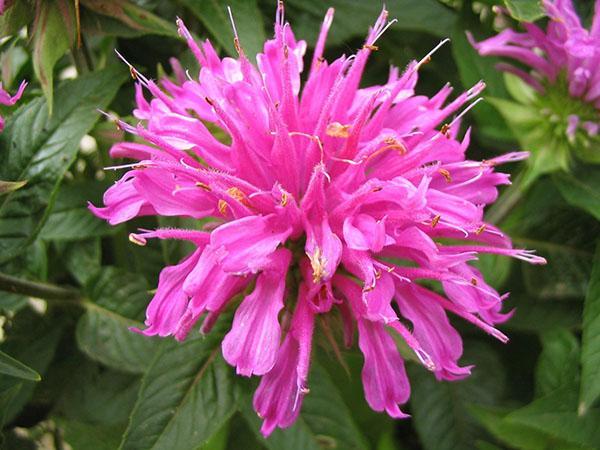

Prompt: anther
[
  {"left": 439, "top": 168, "right": 452, "bottom": 183},
  {"left": 362, "top": 44, "right": 379, "bottom": 51},
  {"left": 129, "top": 233, "right": 146, "bottom": 246},
  {"left": 218, "top": 199, "right": 228, "bottom": 215},
  {"left": 440, "top": 123, "right": 451, "bottom": 137},
  {"left": 227, "top": 187, "right": 251, "bottom": 207},
  {"left": 475, "top": 224, "right": 486, "bottom": 235},
  {"left": 326, "top": 122, "right": 351, "bottom": 138},
  {"left": 196, "top": 181, "right": 211, "bottom": 191},
  {"left": 470, "top": 277, "right": 478, "bottom": 286},
  {"left": 431, "top": 214, "right": 441, "bottom": 228},
  {"left": 280, "top": 192, "right": 289, "bottom": 206}
]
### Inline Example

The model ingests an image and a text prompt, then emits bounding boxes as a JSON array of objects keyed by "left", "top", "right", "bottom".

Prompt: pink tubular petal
[
  {"left": 210, "top": 214, "right": 292, "bottom": 274},
  {"left": 357, "top": 319, "right": 410, "bottom": 418},
  {"left": 253, "top": 284, "right": 315, "bottom": 436},
  {"left": 133, "top": 248, "right": 203, "bottom": 337},
  {"left": 222, "top": 249, "right": 291, "bottom": 376},
  {"left": 396, "top": 283, "right": 471, "bottom": 380}
]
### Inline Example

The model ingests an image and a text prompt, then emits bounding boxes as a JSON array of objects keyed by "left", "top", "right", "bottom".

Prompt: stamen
[
  {"left": 114, "top": 50, "right": 150, "bottom": 86},
  {"left": 280, "top": 192, "right": 289, "bottom": 206},
  {"left": 439, "top": 168, "right": 452, "bottom": 182},
  {"left": 196, "top": 181, "right": 212, "bottom": 191},
  {"left": 218, "top": 199, "right": 228, "bottom": 215},
  {"left": 326, "top": 122, "right": 351, "bottom": 138},
  {"left": 415, "top": 38, "right": 450, "bottom": 70},
  {"left": 289, "top": 131, "right": 325, "bottom": 162},
  {"left": 370, "top": 16, "right": 398, "bottom": 47},
  {"left": 226, "top": 6, "right": 244, "bottom": 55},
  {"left": 430, "top": 214, "right": 441, "bottom": 227},
  {"left": 128, "top": 233, "right": 146, "bottom": 246},
  {"left": 449, "top": 97, "right": 485, "bottom": 128},
  {"left": 104, "top": 162, "right": 149, "bottom": 171},
  {"left": 97, "top": 109, "right": 137, "bottom": 134},
  {"left": 227, "top": 187, "right": 252, "bottom": 207},
  {"left": 309, "top": 247, "right": 328, "bottom": 284}
]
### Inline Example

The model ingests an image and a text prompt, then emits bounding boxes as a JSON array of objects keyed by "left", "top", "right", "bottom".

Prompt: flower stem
[{"left": 0, "top": 272, "right": 81, "bottom": 302}]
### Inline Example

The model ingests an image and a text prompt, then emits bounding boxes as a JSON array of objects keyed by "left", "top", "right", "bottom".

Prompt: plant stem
[{"left": 0, "top": 272, "right": 80, "bottom": 301}]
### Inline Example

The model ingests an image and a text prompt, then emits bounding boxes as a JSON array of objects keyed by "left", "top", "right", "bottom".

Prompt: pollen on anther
[
  {"left": 439, "top": 168, "right": 452, "bottom": 183},
  {"left": 129, "top": 233, "right": 146, "bottom": 246},
  {"left": 326, "top": 122, "right": 351, "bottom": 138},
  {"left": 281, "top": 192, "right": 289, "bottom": 207},
  {"left": 218, "top": 199, "right": 228, "bottom": 215},
  {"left": 431, "top": 214, "right": 441, "bottom": 227},
  {"left": 196, "top": 182, "right": 212, "bottom": 191}
]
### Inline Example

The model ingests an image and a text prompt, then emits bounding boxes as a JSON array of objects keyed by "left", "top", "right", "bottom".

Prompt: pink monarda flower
[
  {"left": 469, "top": 0, "right": 600, "bottom": 140},
  {"left": 0, "top": 80, "right": 26, "bottom": 132},
  {"left": 91, "top": 5, "right": 545, "bottom": 436}
]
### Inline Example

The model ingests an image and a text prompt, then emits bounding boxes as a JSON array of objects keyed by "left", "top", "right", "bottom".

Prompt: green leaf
[
  {"left": 451, "top": 23, "right": 509, "bottom": 141},
  {"left": 223, "top": 414, "right": 266, "bottom": 450},
  {"left": 56, "top": 361, "right": 140, "bottom": 426},
  {"left": 288, "top": 0, "right": 455, "bottom": 45},
  {"left": 505, "top": 387, "right": 600, "bottom": 449},
  {"left": 0, "top": 350, "right": 40, "bottom": 381},
  {"left": 0, "top": 65, "right": 127, "bottom": 265},
  {"left": 31, "top": 0, "right": 75, "bottom": 111},
  {"left": 120, "top": 318, "right": 239, "bottom": 450},
  {"left": 504, "top": 295, "right": 581, "bottom": 332},
  {"left": 580, "top": 242, "right": 600, "bottom": 415},
  {"left": 554, "top": 166, "right": 600, "bottom": 221},
  {"left": 242, "top": 360, "right": 370, "bottom": 450},
  {"left": 39, "top": 181, "right": 115, "bottom": 241},
  {"left": 180, "top": 0, "right": 266, "bottom": 58},
  {"left": 535, "top": 328, "right": 580, "bottom": 397},
  {"left": 469, "top": 404, "right": 580, "bottom": 450},
  {"left": 0, "top": 0, "right": 33, "bottom": 37},
  {"left": 63, "top": 238, "right": 102, "bottom": 285},
  {"left": 409, "top": 342, "right": 506, "bottom": 450},
  {"left": 0, "top": 382, "right": 22, "bottom": 429},
  {"left": 58, "top": 419, "right": 125, "bottom": 450},
  {"left": 76, "top": 267, "right": 159, "bottom": 374},
  {"left": 503, "top": 0, "right": 545, "bottom": 22},
  {"left": 81, "top": 0, "right": 178, "bottom": 37},
  {"left": 0, "top": 310, "right": 65, "bottom": 423},
  {"left": 503, "top": 181, "right": 599, "bottom": 300}
]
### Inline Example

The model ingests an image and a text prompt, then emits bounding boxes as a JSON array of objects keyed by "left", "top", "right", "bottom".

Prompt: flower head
[
  {"left": 469, "top": 0, "right": 600, "bottom": 154},
  {"left": 0, "top": 80, "right": 26, "bottom": 132},
  {"left": 91, "top": 5, "right": 545, "bottom": 436}
]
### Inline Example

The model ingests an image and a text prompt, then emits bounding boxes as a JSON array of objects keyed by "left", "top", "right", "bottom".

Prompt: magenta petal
[
  {"left": 358, "top": 319, "right": 410, "bottom": 418},
  {"left": 253, "top": 284, "right": 315, "bottom": 436},
  {"left": 210, "top": 214, "right": 292, "bottom": 274},
  {"left": 396, "top": 283, "right": 471, "bottom": 380},
  {"left": 222, "top": 249, "right": 291, "bottom": 376},
  {"left": 136, "top": 248, "right": 203, "bottom": 337}
]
